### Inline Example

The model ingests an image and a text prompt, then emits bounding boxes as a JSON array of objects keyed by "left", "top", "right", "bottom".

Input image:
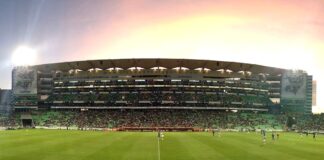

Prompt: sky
[{"left": 0, "top": 0, "right": 323, "bottom": 112}]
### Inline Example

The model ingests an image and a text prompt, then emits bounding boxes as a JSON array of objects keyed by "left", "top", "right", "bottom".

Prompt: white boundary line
[{"left": 157, "top": 137, "right": 161, "bottom": 160}]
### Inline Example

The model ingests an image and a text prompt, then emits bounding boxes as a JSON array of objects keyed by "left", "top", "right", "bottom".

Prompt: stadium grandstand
[{"left": 1, "top": 59, "right": 317, "bottom": 131}]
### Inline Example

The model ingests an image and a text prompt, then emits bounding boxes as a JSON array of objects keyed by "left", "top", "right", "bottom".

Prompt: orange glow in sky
[
  {"left": 59, "top": 0, "right": 324, "bottom": 112},
  {"left": 7, "top": 0, "right": 322, "bottom": 112}
]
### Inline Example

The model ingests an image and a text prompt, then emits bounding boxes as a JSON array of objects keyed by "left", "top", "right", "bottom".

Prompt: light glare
[{"left": 12, "top": 46, "right": 37, "bottom": 66}]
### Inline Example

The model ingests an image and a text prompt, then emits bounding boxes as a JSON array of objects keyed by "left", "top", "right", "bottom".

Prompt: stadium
[
  {"left": 9, "top": 58, "right": 312, "bottom": 128},
  {"left": 1, "top": 58, "right": 323, "bottom": 160}
]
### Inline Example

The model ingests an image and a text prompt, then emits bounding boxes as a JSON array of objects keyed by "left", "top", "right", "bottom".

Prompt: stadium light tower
[{"left": 12, "top": 46, "right": 37, "bottom": 66}]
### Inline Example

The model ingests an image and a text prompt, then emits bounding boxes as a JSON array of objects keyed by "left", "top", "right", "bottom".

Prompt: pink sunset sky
[{"left": 1, "top": 0, "right": 323, "bottom": 112}]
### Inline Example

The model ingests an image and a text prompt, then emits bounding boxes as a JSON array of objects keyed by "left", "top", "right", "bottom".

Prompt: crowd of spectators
[
  {"left": 0, "top": 113, "right": 19, "bottom": 128},
  {"left": 29, "top": 110, "right": 282, "bottom": 130},
  {"left": 1, "top": 110, "right": 324, "bottom": 131},
  {"left": 293, "top": 114, "right": 324, "bottom": 131}
]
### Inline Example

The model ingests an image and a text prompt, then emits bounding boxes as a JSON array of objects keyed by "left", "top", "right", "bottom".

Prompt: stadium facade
[{"left": 12, "top": 59, "right": 312, "bottom": 114}]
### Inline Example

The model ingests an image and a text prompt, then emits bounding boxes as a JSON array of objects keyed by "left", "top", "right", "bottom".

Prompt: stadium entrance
[{"left": 21, "top": 114, "right": 33, "bottom": 128}]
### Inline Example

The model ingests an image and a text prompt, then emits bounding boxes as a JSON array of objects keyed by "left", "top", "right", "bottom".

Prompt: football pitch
[{"left": 0, "top": 130, "right": 323, "bottom": 160}]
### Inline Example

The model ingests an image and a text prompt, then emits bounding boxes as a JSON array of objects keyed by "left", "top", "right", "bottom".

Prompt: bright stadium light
[{"left": 12, "top": 46, "right": 37, "bottom": 66}]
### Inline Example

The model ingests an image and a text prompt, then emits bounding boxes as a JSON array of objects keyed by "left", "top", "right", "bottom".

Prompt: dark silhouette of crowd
[
  {"left": 293, "top": 114, "right": 324, "bottom": 131},
  {"left": 2, "top": 110, "right": 282, "bottom": 129},
  {"left": 1, "top": 110, "right": 324, "bottom": 131}
]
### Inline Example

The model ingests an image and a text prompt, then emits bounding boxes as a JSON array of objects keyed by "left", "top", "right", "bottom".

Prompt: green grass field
[{"left": 0, "top": 130, "right": 324, "bottom": 160}]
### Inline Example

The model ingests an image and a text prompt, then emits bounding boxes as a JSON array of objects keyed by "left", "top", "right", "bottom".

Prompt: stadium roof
[{"left": 33, "top": 58, "right": 286, "bottom": 75}]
